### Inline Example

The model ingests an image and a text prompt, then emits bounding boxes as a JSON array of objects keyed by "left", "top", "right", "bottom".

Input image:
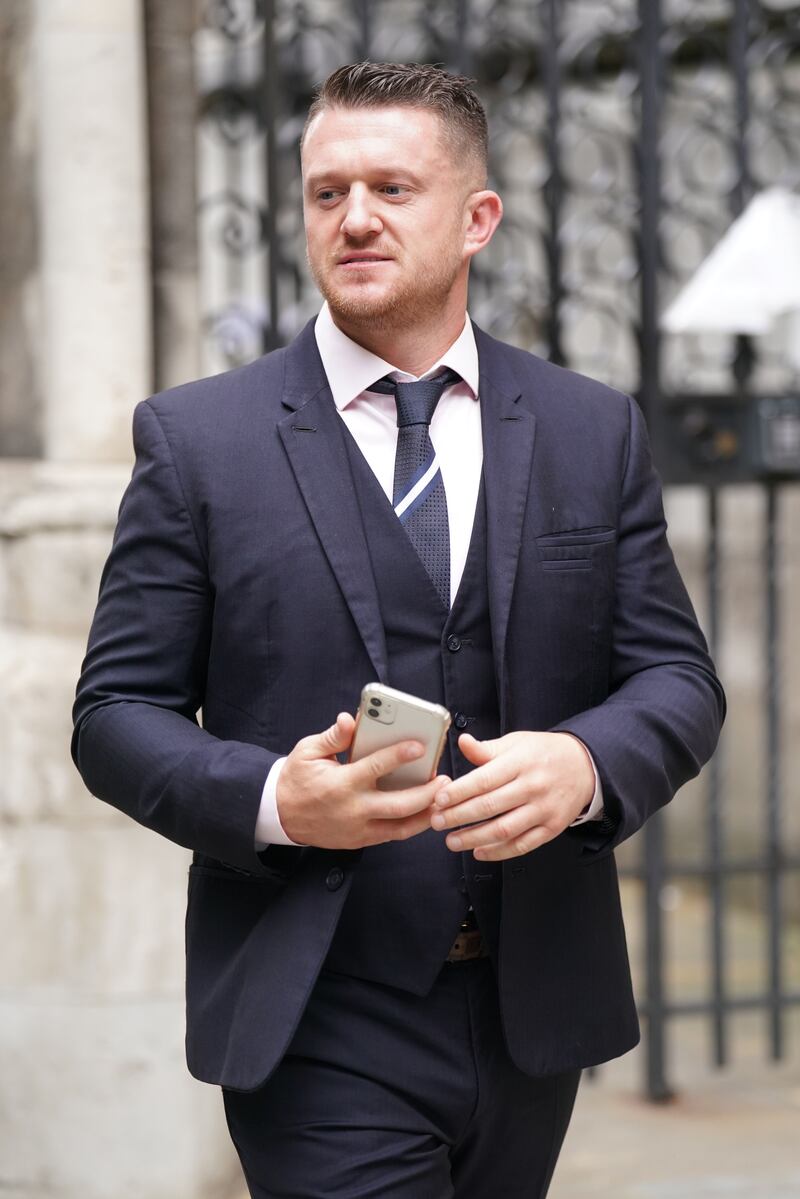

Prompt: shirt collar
[{"left": 314, "top": 302, "right": 480, "bottom": 412}]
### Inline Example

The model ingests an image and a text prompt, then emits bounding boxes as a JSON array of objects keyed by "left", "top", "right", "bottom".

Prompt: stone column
[
  {"left": 35, "top": 0, "right": 152, "bottom": 463},
  {"left": 143, "top": 0, "right": 201, "bottom": 392},
  {"left": 0, "top": 3, "right": 240, "bottom": 1196},
  {"left": 0, "top": 0, "right": 42, "bottom": 458}
]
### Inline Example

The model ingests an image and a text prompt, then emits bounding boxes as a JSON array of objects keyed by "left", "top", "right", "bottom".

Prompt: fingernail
[
  {"left": 402, "top": 742, "right": 423, "bottom": 760},
  {"left": 447, "top": 834, "right": 462, "bottom": 851},
  {"left": 434, "top": 790, "right": 449, "bottom": 807},
  {"left": 431, "top": 812, "right": 446, "bottom": 830}
]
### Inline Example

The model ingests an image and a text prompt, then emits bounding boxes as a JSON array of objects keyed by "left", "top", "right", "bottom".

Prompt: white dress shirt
[{"left": 255, "top": 304, "right": 603, "bottom": 847}]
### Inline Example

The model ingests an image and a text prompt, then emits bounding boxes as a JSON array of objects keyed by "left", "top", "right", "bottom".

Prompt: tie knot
[{"left": 370, "top": 368, "right": 460, "bottom": 429}]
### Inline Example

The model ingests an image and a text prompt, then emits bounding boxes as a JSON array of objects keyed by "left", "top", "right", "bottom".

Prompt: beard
[{"left": 307, "top": 239, "right": 465, "bottom": 334}]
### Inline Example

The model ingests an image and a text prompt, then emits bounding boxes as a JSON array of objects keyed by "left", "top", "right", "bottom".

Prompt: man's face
[{"left": 301, "top": 105, "right": 478, "bottom": 333}]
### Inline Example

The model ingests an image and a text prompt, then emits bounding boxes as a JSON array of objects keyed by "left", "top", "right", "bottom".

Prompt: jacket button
[
  {"left": 446, "top": 635, "right": 462, "bottom": 652},
  {"left": 453, "top": 712, "right": 469, "bottom": 730},
  {"left": 325, "top": 867, "right": 344, "bottom": 891}
]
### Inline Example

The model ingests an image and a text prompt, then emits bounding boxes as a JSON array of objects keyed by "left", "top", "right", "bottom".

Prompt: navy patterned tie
[{"left": 368, "top": 368, "right": 460, "bottom": 608}]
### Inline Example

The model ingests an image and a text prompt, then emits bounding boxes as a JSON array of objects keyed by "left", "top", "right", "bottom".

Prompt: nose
[{"left": 340, "top": 184, "right": 382, "bottom": 238}]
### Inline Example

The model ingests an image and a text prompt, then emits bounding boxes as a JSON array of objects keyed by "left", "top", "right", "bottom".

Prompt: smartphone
[{"left": 349, "top": 683, "right": 451, "bottom": 791}]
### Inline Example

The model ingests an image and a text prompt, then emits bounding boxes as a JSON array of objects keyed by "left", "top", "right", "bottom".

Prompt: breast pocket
[
  {"left": 536, "top": 526, "right": 616, "bottom": 571},
  {"left": 534, "top": 526, "right": 617, "bottom": 641}
]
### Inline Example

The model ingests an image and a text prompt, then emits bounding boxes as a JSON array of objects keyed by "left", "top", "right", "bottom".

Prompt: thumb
[
  {"left": 458, "top": 732, "right": 498, "bottom": 766},
  {"left": 313, "top": 711, "right": 355, "bottom": 759}
]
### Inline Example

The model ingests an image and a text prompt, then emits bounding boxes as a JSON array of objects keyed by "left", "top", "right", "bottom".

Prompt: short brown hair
[{"left": 302, "top": 61, "right": 488, "bottom": 182}]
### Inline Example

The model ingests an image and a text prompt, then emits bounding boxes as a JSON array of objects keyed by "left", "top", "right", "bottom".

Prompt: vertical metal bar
[
  {"left": 354, "top": 0, "right": 372, "bottom": 61},
  {"left": 262, "top": 0, "right": 281, "bottom": 351},
  {"left": 730, "top": 0, "right": 755, "bottom": 393},
  {"left": 706, "top": 487, "right": 726, "bottom": 1067},
  {"left": 638, "top": 0, "right": 669, "bottom": 1103},
  {"left": 542, "top": 0, "right": 564, "bottom": 366},
  {"left": 731, "top": 0, "right": 752, "bottom": 217},
  {"left": 730, "top": 0, "right": 782, "bottom": 1061},
  {"left": 636, "top": 0, "right": 662, "bottom": 430},
  {"left": 644, "top": 814, "right": 672, "bottom": 1102},
  {"left": 223, "top": 32, "right": 242, "bottom": 311},
  {"left": 454, "top": 0, "right": 471, "bottom": 76},
  {"left": 765, "top": 484, "right": 783, "bottom": 1060}
]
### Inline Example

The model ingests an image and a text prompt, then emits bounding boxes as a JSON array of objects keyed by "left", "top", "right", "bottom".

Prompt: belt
[{"left": 446, "top": 914, "right": 490, "bottom": 963}]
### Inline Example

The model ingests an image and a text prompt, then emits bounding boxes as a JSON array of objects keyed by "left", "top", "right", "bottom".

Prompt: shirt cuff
[
  {"left": 254, "top": 757, "right": 305, "bottom": 849},
  {"left": 561, "top": 735, "right": 605, "bottom": 826}
]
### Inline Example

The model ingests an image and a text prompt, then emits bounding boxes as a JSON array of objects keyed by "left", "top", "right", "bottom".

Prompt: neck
[{"left": 332, "top": 303, "right": 468, "bottom": 377}]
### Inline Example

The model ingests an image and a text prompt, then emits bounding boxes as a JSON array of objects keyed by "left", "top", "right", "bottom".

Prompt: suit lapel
[
  {"left": 475, "top": 328, "right": 537, "bottom": 722},
  {"left": 275, "top": 319, "right": 538, "bottom": 698},
  {"left": 277, "top": 322, "right": 389, "bottom": 682}
]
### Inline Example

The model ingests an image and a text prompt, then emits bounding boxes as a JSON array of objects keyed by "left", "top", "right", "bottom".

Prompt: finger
[
  {"left": 430, "top": 779, "right": 524, "bottom": 831},
  {"left": 443, "top": 803, "right": 538, "bottom": 852},
  {"left": 301, "top": 712, "right": 355, "bottom": 760},
  {"left": 368, "top": 775, "right": 451, "bottom": 821},
  {"left": 348, "top": 737, "right": 425, "bottom": 787},
  {"left": 434, "top": 754, "right": 517, "bottom": 808},
  {"left": 471, "top": 825, "right": 554, "bottom": 861},
  {"left": 368, "top": 807, "right": 434, "bottom": 845},
  {"left": 457, "top": 733, "right": 499, "bottom": 767}
]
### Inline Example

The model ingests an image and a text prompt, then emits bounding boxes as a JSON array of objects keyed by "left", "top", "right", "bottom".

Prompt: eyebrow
[{"left": 303, "top": 168, "right": 424, "bottom": 190}]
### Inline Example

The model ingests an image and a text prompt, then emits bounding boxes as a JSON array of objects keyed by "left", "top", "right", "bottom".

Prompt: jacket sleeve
[
  {"left": 557, "top": 395, "right": 726, "bottom": 855},
  {"left": 72, "top": 399, "right": 285, "bottom": 877}
]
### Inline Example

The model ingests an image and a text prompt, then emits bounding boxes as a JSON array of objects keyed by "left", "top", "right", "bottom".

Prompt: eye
[
  {"left": 381, "top": 184, "right": 407, "bottom": 197},
  {"left": 316, "top": 189, "right": 341, "bottom": 204}
]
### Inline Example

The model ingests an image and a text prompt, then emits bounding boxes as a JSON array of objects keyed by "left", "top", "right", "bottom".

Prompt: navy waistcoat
[{"left": 323, "top": 426, "right": 502, "bottom": 993}]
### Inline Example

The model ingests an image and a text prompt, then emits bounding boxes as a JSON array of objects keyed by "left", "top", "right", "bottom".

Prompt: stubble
[{"left": 307, "top": 234, "right": 465, "bottom": 335}]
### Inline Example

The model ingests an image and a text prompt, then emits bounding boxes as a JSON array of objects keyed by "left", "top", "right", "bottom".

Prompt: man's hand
[
  {"left": 430, "top": 731, "right": 594, "bottom": 861},
  {"left": 276, "top": 711, "right": 449, "bottom": 849}
]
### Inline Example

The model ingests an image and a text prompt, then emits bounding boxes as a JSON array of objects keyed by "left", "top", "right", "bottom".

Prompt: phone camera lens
[
  {"left": 368, "top": 707, "right": 380, "bottom": 718},
  {"left": 370, "top": 697, "right": 382, "bottom": 706}
]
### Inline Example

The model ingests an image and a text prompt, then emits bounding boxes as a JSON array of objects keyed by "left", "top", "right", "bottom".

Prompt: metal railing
[{"left": 194, "top": 0, "right": 800, "bottom": 1099}]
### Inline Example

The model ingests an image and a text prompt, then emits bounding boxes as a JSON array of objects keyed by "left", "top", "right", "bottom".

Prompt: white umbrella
[{"left": 661, "top": 187, "right": 800, "bottom": 369}]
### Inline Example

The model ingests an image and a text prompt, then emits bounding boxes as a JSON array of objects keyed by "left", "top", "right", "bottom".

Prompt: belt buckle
[{"left": 447, "top": 927, "right": 485, "bottom": 962}]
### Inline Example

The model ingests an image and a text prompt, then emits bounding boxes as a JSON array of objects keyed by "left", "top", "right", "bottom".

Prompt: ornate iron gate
[{"left": 195, "top": 0, "right": 800, "bottom": 1099}]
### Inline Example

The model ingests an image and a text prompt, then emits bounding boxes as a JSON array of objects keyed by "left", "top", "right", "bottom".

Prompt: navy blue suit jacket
[{"left": 73, "top": 319, "right": 724, "bottom": 1089}]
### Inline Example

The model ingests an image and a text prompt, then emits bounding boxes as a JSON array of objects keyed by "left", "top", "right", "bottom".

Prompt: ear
[{"left": 463, "top": 190, "right": 503, "bottom": 260}]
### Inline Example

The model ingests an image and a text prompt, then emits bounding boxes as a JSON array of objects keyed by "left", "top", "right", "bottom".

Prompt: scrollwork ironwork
[
  {"left": 198, "top": 191, "right": 267, "bottom": 257},
  {"left": 191, "top": 0, "right": 800, "bottom": 1103},
  {"left": 204, "top": 0, "right": 266, "bottom": 42},
  {"left": 195, "top": 0, "right": 800, "bottom": 394}
]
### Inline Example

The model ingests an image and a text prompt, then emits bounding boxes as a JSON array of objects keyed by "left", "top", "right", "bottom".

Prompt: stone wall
[
  {"left": 0, "top": 0, "right": 41, "bottom": 457},
  {"left": 0, "top": 2, "right": 239, "bottom": 1195}
]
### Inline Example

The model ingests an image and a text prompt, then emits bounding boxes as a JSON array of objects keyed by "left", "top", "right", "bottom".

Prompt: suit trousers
[{"left": 222, "top": 957, "right": 581, "bottom": 1199}]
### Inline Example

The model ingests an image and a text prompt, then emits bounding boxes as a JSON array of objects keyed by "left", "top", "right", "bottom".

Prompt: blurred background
[{"left": 1, "top": 1, "right": 799, "bottom": 1196}]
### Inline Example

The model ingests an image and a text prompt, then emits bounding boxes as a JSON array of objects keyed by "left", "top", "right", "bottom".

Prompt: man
[{"left": 73, "top": 62, "right": 724, "bottom": 1198}]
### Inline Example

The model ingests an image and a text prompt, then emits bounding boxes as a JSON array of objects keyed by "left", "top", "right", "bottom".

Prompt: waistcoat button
[
  {"left": 453, "top": 712, "right": 469, "bottom": 730},
  {"left": 446, "top": 634, "right": 462, "bottom": 652},
  {"left": 325, "top": 867, "right": 344, "bottom": 891}
]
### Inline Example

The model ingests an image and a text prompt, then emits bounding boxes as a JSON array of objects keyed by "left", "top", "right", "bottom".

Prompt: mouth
[{"left": 337, "top": 254, "right": 392, "bottom": 267}]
